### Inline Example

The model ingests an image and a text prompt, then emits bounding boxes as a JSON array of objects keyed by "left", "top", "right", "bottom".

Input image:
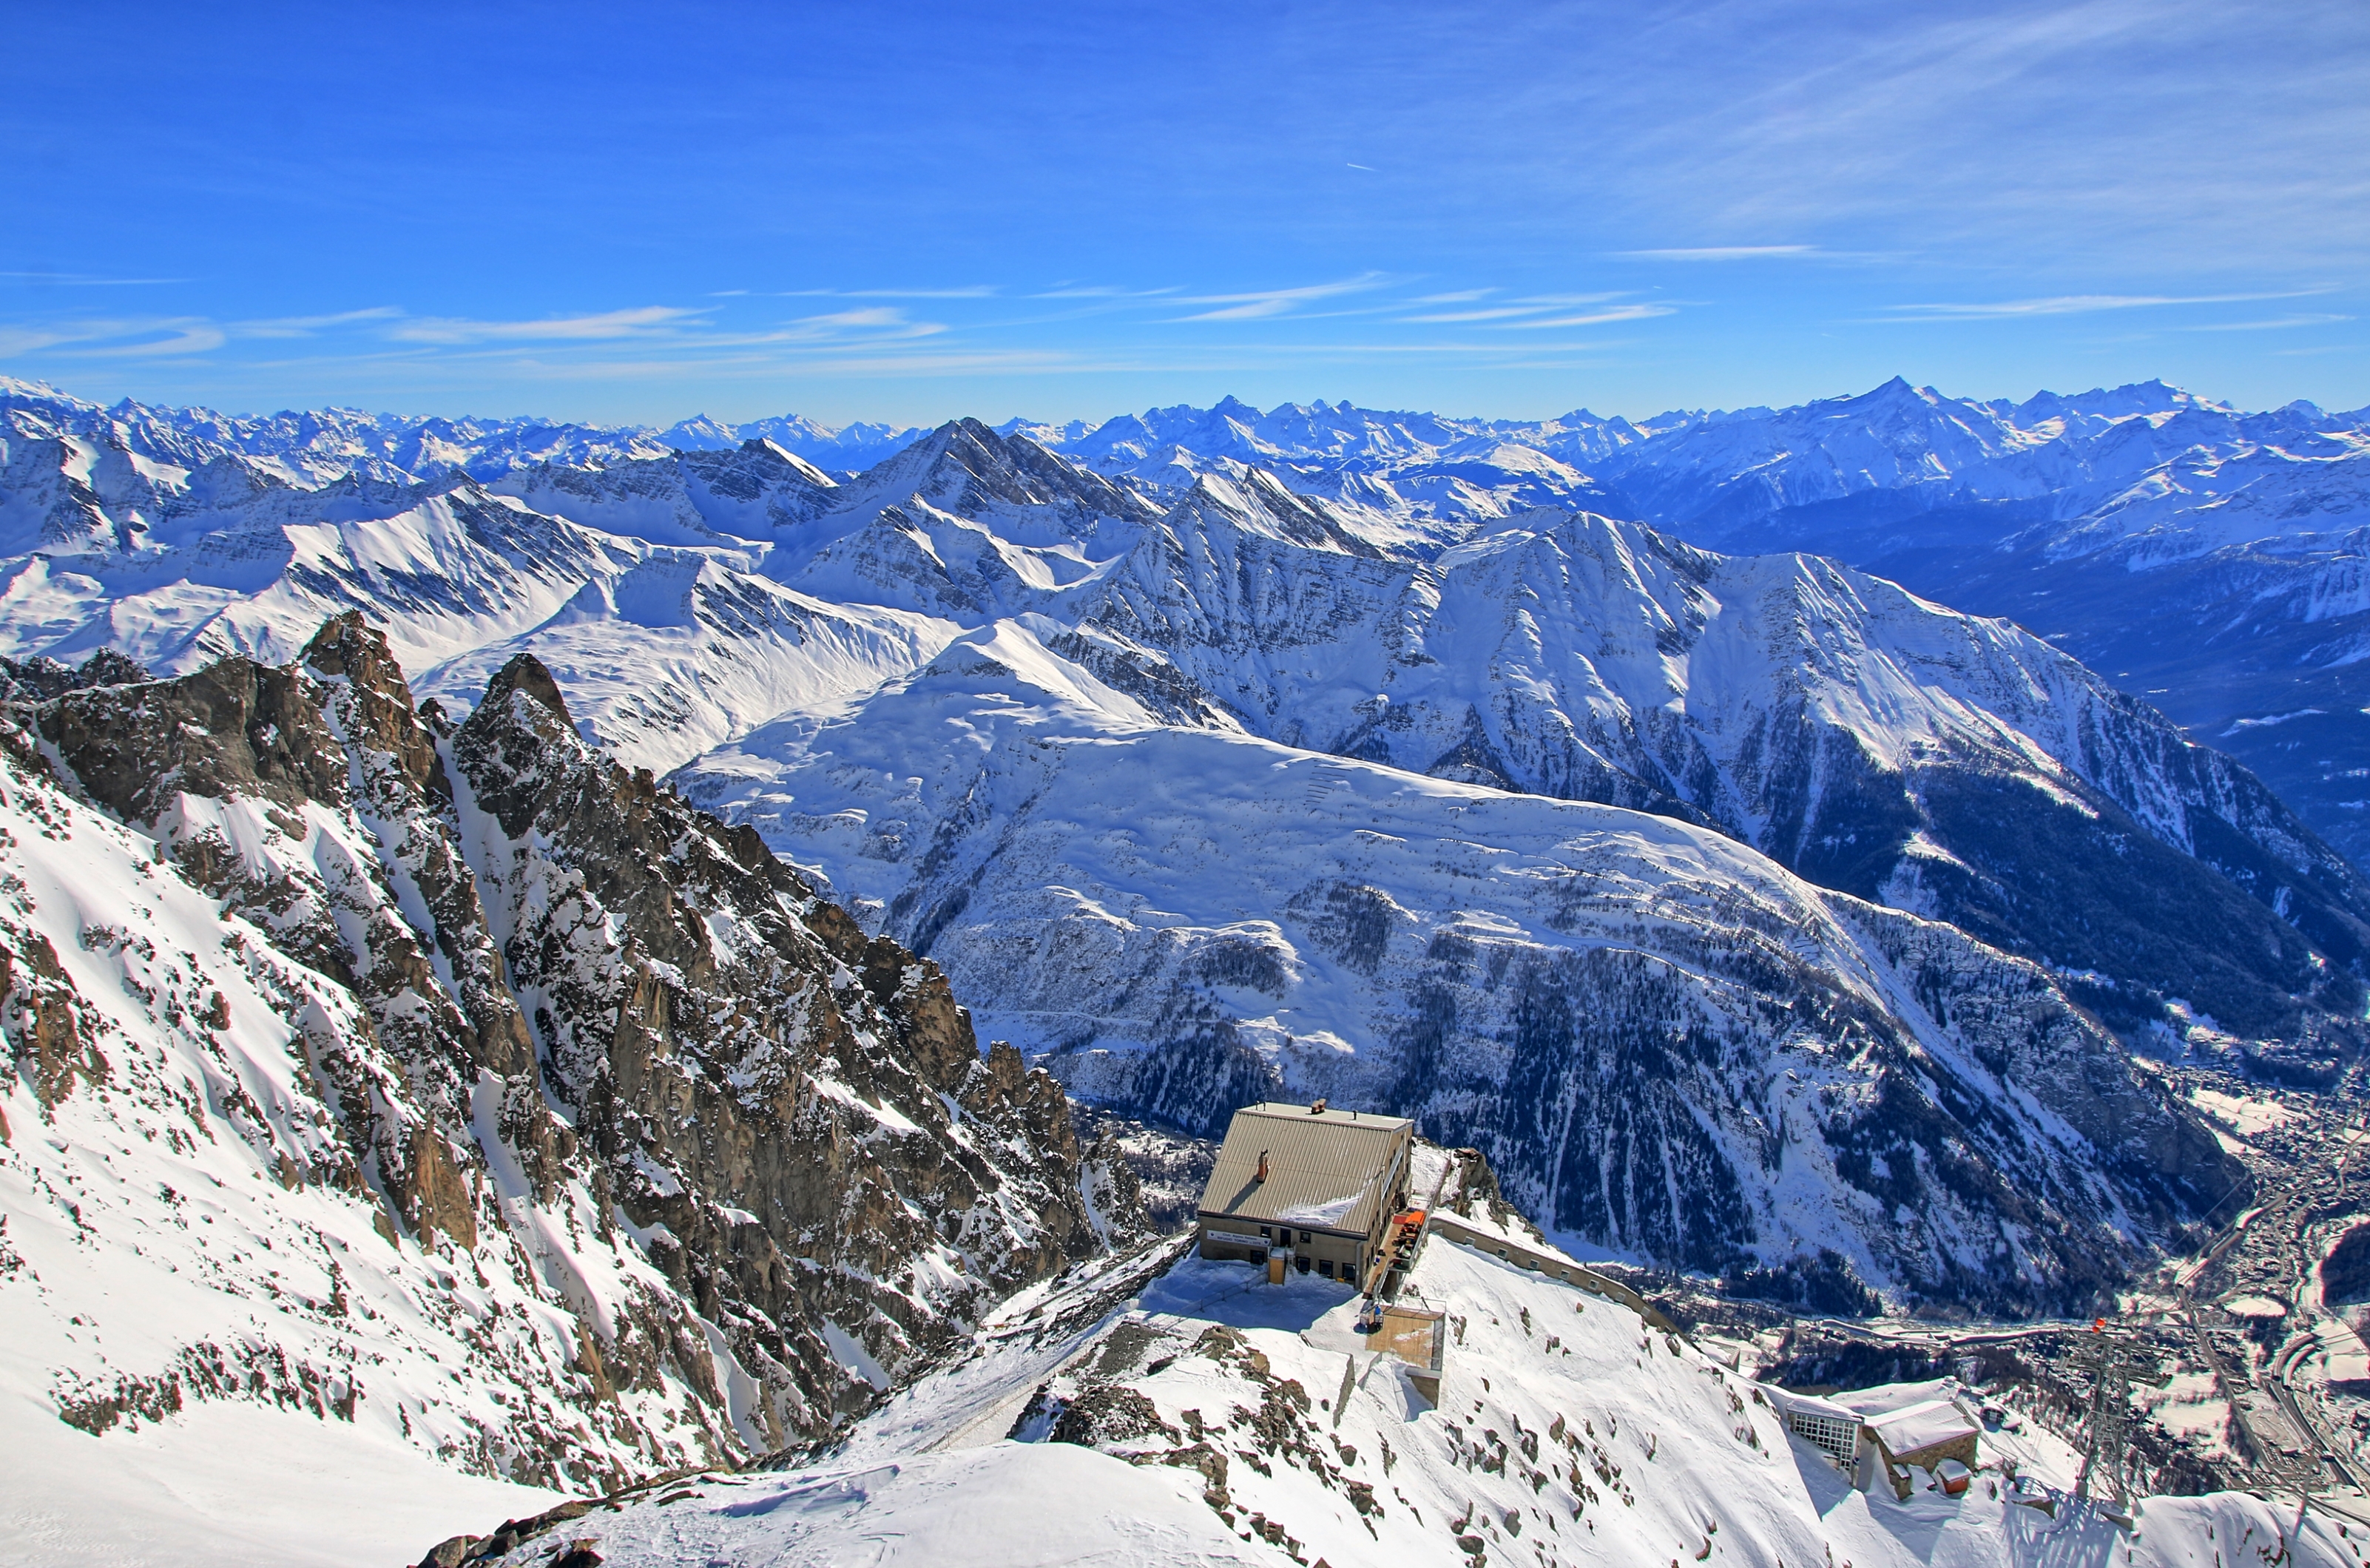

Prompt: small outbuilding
[
  {"left": 1866, "top": 1398, "right": 1981, "bottom": 1473},
  {"left": 1366, "top": 1303, "right": 1445, "bottom": 1403},
  {"left": 1195, "top": 1101, "right": 1414, "bottom": 1286}
]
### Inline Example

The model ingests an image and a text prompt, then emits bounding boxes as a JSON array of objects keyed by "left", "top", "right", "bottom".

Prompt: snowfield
[{"left": 428, "top": 1224, "right": 2359, "bottom": 1568}]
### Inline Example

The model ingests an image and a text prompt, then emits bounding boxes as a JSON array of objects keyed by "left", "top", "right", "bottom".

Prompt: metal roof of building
[{"left": 1198, "top": 1103, "right": 1413, "bottom": 1238}]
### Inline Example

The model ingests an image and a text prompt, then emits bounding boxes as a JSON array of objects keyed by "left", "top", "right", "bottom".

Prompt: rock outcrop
[{"left": 13, "top": 611, "right": 1127, "bottom": 1484}]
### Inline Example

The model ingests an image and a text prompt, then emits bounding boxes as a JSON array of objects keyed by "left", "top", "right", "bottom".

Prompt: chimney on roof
[
  {"left": 1255, "top": 1149, "right": 1270, "bottom": 1183},
  {"left": 1311, "top": 1098, "right": 1328, "bottom": 1115}
]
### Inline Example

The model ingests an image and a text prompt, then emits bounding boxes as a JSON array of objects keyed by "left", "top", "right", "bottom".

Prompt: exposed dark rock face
[
  {"left": 0, "top": 647, "right": 150, "bottom": 700},
  {"left": 450, "top": 653, "right": 1107, "bottom": 1429},
  {"left": 26, "top": 612, "right": 1129, "bottom": 1471}
]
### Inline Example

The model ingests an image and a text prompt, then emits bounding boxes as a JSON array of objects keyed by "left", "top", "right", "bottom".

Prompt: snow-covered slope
[
  {"left": 1, "top": 622, "right": 1135, "bottom": 1558},
  {"left": 408, "top": 1168, "right": 2350, "bottom": 1568},
  {"left": 675, "top": 613, "right": 2240, "bottom": 1311},
  {"left": 1068, "top": 500, "right": 2370, "bottom": 1047},
  {"left": 0, "top": 439, "right": 959, "bottom": 773},
  {"left": 1007, "top": 382, "right": 2370, "bottom": 868},
  {"left": 6, "top": 388, "right": 2361, "bottom": 1297},
  {"left": 489, "top": 439, "right": 843, "bottom": 545}
]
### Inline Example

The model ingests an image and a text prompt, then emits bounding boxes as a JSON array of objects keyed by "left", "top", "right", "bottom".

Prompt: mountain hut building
[
  {"left": 1768, "top": 1382, "right": 1985, "bottom": 1499},
  {"left": 1195, "top": 1101, "right": 1415, "bottom": 1284}
]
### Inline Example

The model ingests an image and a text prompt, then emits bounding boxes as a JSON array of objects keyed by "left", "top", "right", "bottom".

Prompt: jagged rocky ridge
[{"left": 1, "top": 617, "right": 1132, "bottom": 1491}]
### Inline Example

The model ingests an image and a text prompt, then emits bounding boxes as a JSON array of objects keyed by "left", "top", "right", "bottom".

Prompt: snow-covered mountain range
[
  {"left": 5, "top": 381, "right": 2355, "bottom": 1305},
  {"left": 13, "top": 373, "right": 2363, "bottom": 873},
  {"left": 6, "top": 371, "right": 2368, "bottom": 1564},
  {"left": 0, "top": 376, "right": 926, "bottom": 491},
  {"left": 999, "top": 380, "right": 2370, "bottom": 868},
  {"left": 1625, "top": 381, "right": 2370, "bottom": 871}
]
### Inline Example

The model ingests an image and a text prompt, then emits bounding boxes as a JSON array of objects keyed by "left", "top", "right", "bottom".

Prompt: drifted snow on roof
[{"left": 1199, "top": 1103, "right": 1411, "bottom": 1237}]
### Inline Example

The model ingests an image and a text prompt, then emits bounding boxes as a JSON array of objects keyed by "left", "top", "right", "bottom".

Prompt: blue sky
[{"left": 2, "top": 1, "right": 2364, "bottom": 427}]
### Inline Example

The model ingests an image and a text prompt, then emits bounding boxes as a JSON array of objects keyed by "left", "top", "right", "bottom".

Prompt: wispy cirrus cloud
[
  {"left": 1030, "top": 284, "right": 1184, "bottom": 300},
  {"left": 0, "top": 298, "right": 956, "bottom": 368},
  {"left": 0, "top": 317, "right": 227, "bottom": 356},
  {"left": 752, "top": 306, "right": 945, "bottom": 342},
  {"left": 1400, "top": 294, "right": 1675, "bottom": 328},
  {"left": 1406, "top": 305, "right": 1566, "bottom": 323},
  {"left": 0, "top": 272, "right": 1682, "bottom": 397},
  {"left": 1616, "top": 246, "right": 1819, "bottom": 261},
  {"left": 766, "top": 285, "right": 999, "bottom": 300},
  {"left": 0, "top": 305, "right": 422, "bottom": 359},
  {"left": 1499, "top": 303, "right": 1676, "bottom": 328},
  {"left": 0, "top": 271, "right": 191, "bottom": 287},
  {"left": 236, "top": 306, "right": 404, "bottom": 339},
  {"left": 1881, "top": 288, "right": 2332, "bottom": 320},
  {"left": 2176, "top": 314, "right": 2352, "bottom": 331},
  {"left": 387, "top": 305, "right": 709, "bottom": 345},
  {"left": 378, "top": 304, "right": 949, "bottom": 359},
  {"left": 1170, "top": 273, "right": 1392, "bottom": 322}
]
